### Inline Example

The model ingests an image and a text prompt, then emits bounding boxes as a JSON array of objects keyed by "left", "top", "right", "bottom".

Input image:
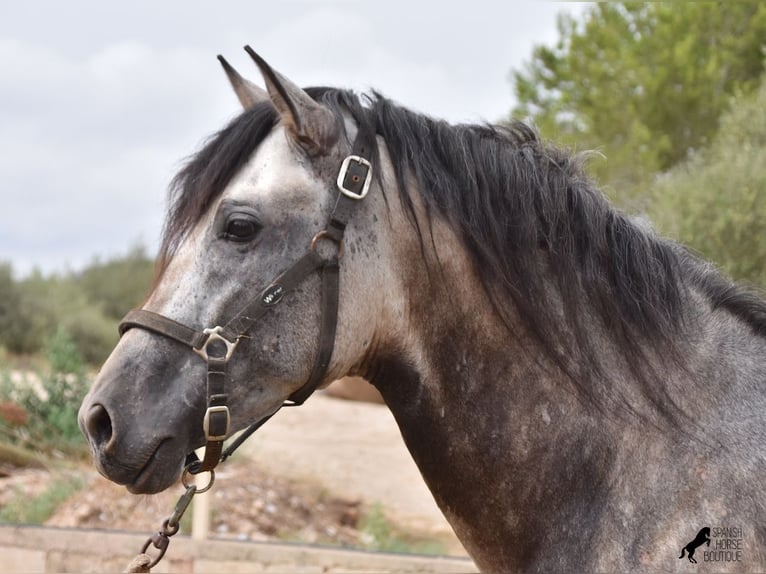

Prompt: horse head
[{"left": 78, "top": 50, "right": 405, "bottom": 494}]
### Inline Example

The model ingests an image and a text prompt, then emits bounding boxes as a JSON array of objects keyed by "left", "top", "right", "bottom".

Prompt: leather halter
[{"left": 118, "top": 127, "right": 375, "bottom": 475}]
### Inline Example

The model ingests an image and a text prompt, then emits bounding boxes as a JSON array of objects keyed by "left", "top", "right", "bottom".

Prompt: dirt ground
[
  {"left": 239, "top": 393, "right": 456, "bottom": 538},
  {"left": 4, "top": 392, "right": 466, "bottom": 556}
]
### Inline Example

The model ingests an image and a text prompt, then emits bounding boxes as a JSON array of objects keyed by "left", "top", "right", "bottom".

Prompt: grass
[
  {"left": 261, "top": 490, "right": 447, "bottom": 556},
  {"left": 360, "top": 503, "right": 446, "bottom": 555},
  {"left": 0, "top": 473, "right": 84, "bottom": 524}
]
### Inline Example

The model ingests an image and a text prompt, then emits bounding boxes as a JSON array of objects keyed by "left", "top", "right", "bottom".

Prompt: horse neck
[
  {"left": 365, "top": 213, "right": 607, "bottom": 569},
  {"left": 365, "top": 209, "right": 766, "bottom": 568}
]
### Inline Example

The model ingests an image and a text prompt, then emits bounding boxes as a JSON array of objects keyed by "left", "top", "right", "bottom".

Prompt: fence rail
[{"left": 0, "top": 524, "right": 477, "bottom": 573}]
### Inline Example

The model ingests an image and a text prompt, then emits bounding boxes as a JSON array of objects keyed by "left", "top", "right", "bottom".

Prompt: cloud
[
  {"left": 0, "top": 37, "right": 234, "bottom": 274},
  {"left": 0, "top": 1, "right": 584, "bottom": 275}
]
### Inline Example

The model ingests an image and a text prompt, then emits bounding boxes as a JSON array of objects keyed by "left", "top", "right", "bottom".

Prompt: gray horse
[{"left": 79, "top": 49, "right": 765, "bottom": 572}]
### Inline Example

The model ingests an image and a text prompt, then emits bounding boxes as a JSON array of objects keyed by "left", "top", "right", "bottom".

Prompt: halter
[{"left": 118, "top": 127, "right": 374, "bottom": 475}]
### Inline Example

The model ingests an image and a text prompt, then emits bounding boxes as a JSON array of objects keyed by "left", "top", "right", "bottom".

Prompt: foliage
[
  {"left": 511, "top": 3, "right": 766, "bottom": 200},
  {"left": 0, "top": 268, "right": 57, "bottom": 355},
  {"left": 0, "top": 245, "right": 154, "bottom": 365},
  {"left": 60, "top": 304, "right": 119, "bottom": 366},
  {"left": 37, "top": 329, "right": 90, "bottom": 444},
  {"left": 0, "top": 473, "right": 83, "bottom": 524},
  {"left": 649, "top": 75, "right": 766, "bottom": 287},
  {"left": 1, "top": 329, "right": 91, "bottom": 456},
  {"left": 0, "top": 264, "right": 23, "bottom": 348},
  {"left": 78, "top": 245, "right": 155, "bottom": 321}
]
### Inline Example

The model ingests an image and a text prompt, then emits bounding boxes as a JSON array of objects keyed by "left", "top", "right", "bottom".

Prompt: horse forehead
[{"left": 224, "top": 128, "right": 324, "bottom": 205}]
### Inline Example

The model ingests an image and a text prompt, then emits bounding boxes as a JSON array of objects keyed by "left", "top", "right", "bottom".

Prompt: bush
[
  {"left": 61, "top": 306, "right": 118, "bottom": 366},
  {"left": 0, "top": 269, "right": 58, "bottom": 355},
  {"left": 0, "top": 329, "right": 90, "bottom": 456},
  {"left": 649, "top": 74, "right": 766, "bottom": 287},
  {"left": 0, "top": 246, "right": 154, "bottom": 365},
  {"left": 78, "top": 245, "right": 155, "bottom": 321}
]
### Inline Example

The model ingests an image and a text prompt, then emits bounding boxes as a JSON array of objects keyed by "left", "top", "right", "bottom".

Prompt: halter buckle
[
  {"left": 193, "top": 326, "right": 238, "bottom": 362},
  {"left": 203, "top": 405, "right": 230, "bottom": 441},
  {"left": 337, "top": 155, "right": 372, "bottom": 200}
]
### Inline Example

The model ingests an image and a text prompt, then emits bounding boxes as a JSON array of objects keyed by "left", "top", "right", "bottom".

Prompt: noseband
[{"left": 118, "top": 127, "right": 374, "bottom": 475}]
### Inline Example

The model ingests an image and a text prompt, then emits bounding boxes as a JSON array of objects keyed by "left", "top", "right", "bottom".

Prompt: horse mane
[
  {"left": 158, "top": 86, "right": 766, "bottom": 423},
  {"left": 340, "top": 92, "right": 691, "bottom": 421}
]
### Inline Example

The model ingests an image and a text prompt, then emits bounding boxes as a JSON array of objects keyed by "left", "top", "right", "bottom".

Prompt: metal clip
[{"left": 167, "top": 484, "right": 197, "bottom": 529}]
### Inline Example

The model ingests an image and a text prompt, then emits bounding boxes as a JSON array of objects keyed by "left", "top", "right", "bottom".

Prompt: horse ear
[
  {"left": 217, "top": 55, "right": 269, "bottom": 110},
  {"left": 244, "top": 46, "right": 339, "bottom": 155}
]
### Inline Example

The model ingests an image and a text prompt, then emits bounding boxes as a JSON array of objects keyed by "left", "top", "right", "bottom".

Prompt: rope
[{"left": 123, "top": 553, "right": 152, "bottom": 573}]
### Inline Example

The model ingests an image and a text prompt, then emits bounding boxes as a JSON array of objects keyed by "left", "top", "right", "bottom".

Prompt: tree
[
  {"left": 649, "top": 74, "right": 766, "bottom": 287},
  {"left": 511, "top": 3, "right": 766, "bottom": 201},
  {"left": 0, "top": 263, "right": 23, "bottom": 352},
  {"left": 0, "top": 247, "right": 154, "bottom": 363},
  {"left": 5, "top": 270, "right": 58, "bottom": 355},
  {"left": 78, "top": 244, "right": 155, "bottom": 321}
]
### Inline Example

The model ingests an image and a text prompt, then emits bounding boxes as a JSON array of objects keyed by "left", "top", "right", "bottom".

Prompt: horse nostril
[{"left": 86, "top": 404, "right": 113, "bottom": 448}]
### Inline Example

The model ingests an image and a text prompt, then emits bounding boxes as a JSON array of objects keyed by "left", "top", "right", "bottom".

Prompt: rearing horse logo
[{"left": 679, "top": 527, "right": 711, "bottom": 564}]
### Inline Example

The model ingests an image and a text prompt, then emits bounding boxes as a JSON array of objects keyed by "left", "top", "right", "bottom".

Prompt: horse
[
  {"left": 680, "top": 527, "right": 711, "bottom": 564},
  {"left": 79, "top": 48, "right": 766, "bottom": 572}
]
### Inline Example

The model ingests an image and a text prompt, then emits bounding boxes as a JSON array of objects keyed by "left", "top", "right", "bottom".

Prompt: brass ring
[
  {"left": 182, "top": 467, "right": 215, "bottom": 494},
  {"left": 310, "top": 231, "right": 344, "bottom": 259}
]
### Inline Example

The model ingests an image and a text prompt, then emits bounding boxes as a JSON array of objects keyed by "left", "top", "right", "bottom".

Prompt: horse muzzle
[{"left": 79, "top": 397, "right": 187, "bottom": 493}]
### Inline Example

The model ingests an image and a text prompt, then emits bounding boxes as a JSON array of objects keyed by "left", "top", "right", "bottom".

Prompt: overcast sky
[{"left": 0, "top": 1, "right": 586, "bottom": 276}]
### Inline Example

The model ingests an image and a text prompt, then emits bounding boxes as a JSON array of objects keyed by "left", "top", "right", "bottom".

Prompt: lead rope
[{"left": 124, "top": 468, "right": 214, "bottom": 572}]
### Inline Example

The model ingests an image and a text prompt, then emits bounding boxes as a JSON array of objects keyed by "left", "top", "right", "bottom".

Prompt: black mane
[{"left": 161, "top": 87, "right": 766, "bottom": 422}]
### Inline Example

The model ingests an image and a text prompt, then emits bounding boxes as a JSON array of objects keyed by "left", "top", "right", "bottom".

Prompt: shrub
[
  {"left": 0, "top": 329, "right": 89, "bottom": 456},
  {"left": 649, "top": 74, "right": 766, "bottom": 287}
]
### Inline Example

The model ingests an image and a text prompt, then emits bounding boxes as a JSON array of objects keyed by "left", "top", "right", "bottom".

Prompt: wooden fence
[{"left": 0, "top": 524, "right": 477, "bottom": 573}]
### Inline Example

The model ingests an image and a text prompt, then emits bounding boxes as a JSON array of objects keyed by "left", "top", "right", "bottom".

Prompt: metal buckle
[
  {"left": 193, "top": 326, "right": 238, "bottom": 362},
  {"left": 203, "top": 405, "right": 230, "bottom": 441},
  {"left": 337, "top": 155, "right": 372, "bottom": 200}
]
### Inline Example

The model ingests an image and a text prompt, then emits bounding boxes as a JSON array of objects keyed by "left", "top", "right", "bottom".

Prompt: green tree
[
  {"left": 0, "top": 246, "right": 154, "bottom": 363},
  {"left": 512, "top": 3, "right": 766, "bottom": 201},
  {"left": 7, "top": 270, "right": 59, "bottom": 355},
  {"left": 0, "top": 263, "right": 23, "bottom": 352},
  {"left": 13, "top": 272, "right": 103, "bottom": 360},
  {"left": 649, "top": 74, "right": 766, "bottom": 286},
  {"left": 78, "top": 244, "right": 155, "bottom": 321}
]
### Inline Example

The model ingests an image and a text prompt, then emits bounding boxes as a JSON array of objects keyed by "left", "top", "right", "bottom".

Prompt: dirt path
[{"left": 239, "top": 393, "right": 464, "bottom": 552}]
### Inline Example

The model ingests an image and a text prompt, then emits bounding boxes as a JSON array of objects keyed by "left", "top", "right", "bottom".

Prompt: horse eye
[{"left": 224, "top": 217, "right": 260, "bottom": 242}]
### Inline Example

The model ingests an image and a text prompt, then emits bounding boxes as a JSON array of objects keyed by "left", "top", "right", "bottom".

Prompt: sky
[{"left": 0, "top": 1, "right": 587, "bottom": 276}]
